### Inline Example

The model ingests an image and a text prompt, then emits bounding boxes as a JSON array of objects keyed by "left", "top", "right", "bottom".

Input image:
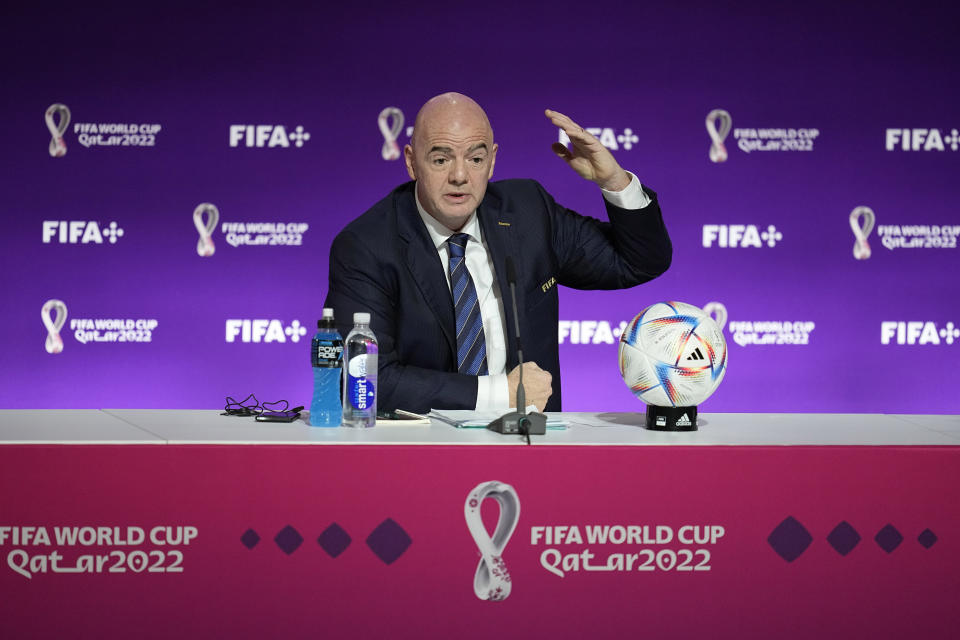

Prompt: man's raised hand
[{"left": 545, "top": 109, "right": 631, "bottom": 192}]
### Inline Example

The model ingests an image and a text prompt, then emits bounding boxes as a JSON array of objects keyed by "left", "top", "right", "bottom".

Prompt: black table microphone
[{"left": 487, "top": 257, "right": 547, "bottom": 439}]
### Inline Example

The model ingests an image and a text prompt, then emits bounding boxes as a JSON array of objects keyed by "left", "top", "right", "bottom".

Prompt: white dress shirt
[{"left": 415, "top": 172, "right": 651, "bottom": 410}]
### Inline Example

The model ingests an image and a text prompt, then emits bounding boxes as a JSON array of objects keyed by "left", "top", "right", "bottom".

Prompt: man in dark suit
[{"left": 326, "top": 93, "right": 671, "bottom": 413}]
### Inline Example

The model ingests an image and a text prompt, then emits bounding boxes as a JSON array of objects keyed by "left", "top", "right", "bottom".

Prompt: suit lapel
[
  {"left": 395, "top": 186, "right": 457, "bottom": 356},
  {"left": 477, "top": 188, "right": 520, "bottom": 369}
]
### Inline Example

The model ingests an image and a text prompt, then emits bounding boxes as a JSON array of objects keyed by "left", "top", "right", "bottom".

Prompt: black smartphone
[
  {"left": 255, "top": 410, "right": 301, "bottom": 423},
  {"left": 376, "top": 410, "right": 428, "bottom": 420}
]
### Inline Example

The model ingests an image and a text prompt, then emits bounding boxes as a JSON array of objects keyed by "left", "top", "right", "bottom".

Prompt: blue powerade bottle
[{"left": 309, "top": 308, "right": 343, "bottom": 427}]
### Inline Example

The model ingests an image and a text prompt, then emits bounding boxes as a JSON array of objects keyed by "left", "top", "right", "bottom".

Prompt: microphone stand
[{"left": 487, "top": 258, "right": 547, "bottom": 442}]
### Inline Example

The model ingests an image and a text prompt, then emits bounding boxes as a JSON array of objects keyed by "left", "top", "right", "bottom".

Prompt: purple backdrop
[{"left": 2, "top": 1, "right": 958, "bottom": 412}]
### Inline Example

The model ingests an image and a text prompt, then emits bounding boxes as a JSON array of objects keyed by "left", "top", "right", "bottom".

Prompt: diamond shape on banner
[
  {"left": 275, "top": 525, "right": 304, "bottom": 555},
  {"left": 826, "top": 521, "right": 861, "bottom": 556},
  {"left": 917, "top": 528, "right": 938, "bottom": 549},
  {"left": 767, "top": 516, "right": 812, "bottom": 562},
  {"left": 874, "top": 524, "right": 903, "bottom": 553},
  {"left": 318, "top": 523, "right": 352, "bottom": 558},
  {"left": 241, "top": 528, "right": 261, "bottom": 549},
  {"left": 366, "top": 518, "right": 412, "bottom": 565}
]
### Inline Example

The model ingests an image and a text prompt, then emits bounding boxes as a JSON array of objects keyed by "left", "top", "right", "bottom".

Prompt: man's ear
[
  {"left": 487, "top": 143, "right": 498, "bottom": 179},
  {"left": 404, "top": 144, "right": 417, "bottom": 181}
]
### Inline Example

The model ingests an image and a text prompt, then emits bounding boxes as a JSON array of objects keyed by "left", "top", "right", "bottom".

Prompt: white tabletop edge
[
  {"left": 100, "top": 408, "right": 172, "bottom": 440},
  {"left": 159, "top": 439, "right": 520, "bottom": 446},
  {"left": 0, "top": 409, "right": 165, "bottom": 444},
  {"left": 0, "top": 439, "right": 168, "bottom": 446},
  {"left": 3, "top": 410, "right": 960, "bottom": 447}
]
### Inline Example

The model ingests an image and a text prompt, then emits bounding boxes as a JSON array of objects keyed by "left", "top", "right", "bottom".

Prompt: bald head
[
  {"left": 403, "top": 92, "right": 498, "bottom": 231},
  {"left": 411, "top": 92, "right": 494, "bottom": 151}
]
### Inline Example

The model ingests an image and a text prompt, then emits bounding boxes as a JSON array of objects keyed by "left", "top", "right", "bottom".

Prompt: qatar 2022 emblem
[
  {"left": 41, "top": 299, "right": 68, "bottom": 354},
  {"left": 849, "top": 206, "right": 875, "bottom": 260},
  {"left": 378, "top": 107, "right": 404, "bottom": 161},
  {"left": 193, "top": 203, "right": 219, "bottom": 257},
  {"left": 706, "top": 108, "right": 732, "bottom": 163},
  {"left": 45, "top": 103, "right": 71, "bottom": 158},
  {"left": 465, "top": 480, "right": 520, "bottom": 602}
]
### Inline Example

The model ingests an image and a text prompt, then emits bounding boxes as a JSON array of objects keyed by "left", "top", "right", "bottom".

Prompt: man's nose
[{"left": 448, "top": 158, "right": 468, "bottom": 184}]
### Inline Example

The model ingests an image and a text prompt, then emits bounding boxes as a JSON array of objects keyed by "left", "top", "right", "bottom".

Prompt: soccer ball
[{"left": 618, "top": 301, "right": 727, "bottom": 407}]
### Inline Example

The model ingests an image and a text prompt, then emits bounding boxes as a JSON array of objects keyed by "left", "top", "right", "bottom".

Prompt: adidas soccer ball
[{"left": 618, "top": 301, "right": 727, "bottom": 407}]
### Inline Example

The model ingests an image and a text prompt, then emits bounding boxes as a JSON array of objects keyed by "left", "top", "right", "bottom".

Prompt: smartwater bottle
[
  {"left": 342, "top": 312, "right": 378, "bottom": 428},
  {"left": 309, "top": 308, "right": 343, "bottom": 427}
]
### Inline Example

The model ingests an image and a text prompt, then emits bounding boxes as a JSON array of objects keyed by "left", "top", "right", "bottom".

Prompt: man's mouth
[{"left": 444, "top": 192, "right": 468, "bottom": 202}]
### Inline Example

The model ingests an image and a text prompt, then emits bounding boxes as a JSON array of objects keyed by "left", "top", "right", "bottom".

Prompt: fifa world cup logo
[
  {"left": 465, "top": 480, "right": 520, "bottom": 602},
  {"left": 849, "top": 206, "right": 875, "bottom": 260},
  {"left": 703, "top": 301, "right": 728, "bottom": 331},
  {"left": 706, "top": 109, "right": 732, "bottom": 163},
  {"left": 41, "top": 299, "right": 68, "bottom": 354},
  {"left": 45, "top": 103, "right": 71, "bottom": 158},
  {"left": 193, "top": 203, "right": 219, "bottom": 257},
  {"left": 377, "top": 107, "right": 404, "bottom": 161}
]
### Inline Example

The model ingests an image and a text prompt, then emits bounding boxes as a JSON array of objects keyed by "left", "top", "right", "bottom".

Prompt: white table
[
  {"left": 1, "top": 410, "right": 958, "bottom": 639},
  {"left": 1, "top": 409, "right": 957, "bottom": 445}
]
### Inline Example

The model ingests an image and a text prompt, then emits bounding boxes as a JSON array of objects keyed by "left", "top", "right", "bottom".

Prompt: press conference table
[
  {"left": 2, "top": 410, "right": 958, "bottom": 640},
  {"left": 1, "top": 409, "right": 958, "bottom": 445}
]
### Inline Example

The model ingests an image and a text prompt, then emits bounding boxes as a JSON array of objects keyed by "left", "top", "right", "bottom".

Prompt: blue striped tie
[{"left": 447, "top": 233, "right": 488, "bottom": 375}]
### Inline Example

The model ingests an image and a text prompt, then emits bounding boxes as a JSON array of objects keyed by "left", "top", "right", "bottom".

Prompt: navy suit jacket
[{"left": 325, "top": 179, "right": 671, "bottom": 413}]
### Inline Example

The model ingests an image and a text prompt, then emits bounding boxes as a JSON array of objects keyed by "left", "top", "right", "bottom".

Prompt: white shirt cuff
[
  {"left": 475, "top": 373, "right": 510, "bottom": 411},
  {"left": 600, "top": 171, "right": 651, "bottom": 210}
]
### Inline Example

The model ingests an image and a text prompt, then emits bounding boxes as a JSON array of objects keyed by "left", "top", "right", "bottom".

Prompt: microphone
[
  {"left": 506, "top": 258, "right": 527, "bottom": 412},
  {"left": 487, "top": 257, "right": 547, "bottom": 439}
]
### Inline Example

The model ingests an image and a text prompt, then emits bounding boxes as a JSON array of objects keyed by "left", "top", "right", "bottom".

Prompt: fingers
[
  {"left": 545, "top": 109, "right": 580, "bottom": 132},
  {"left": 550, "top": 141, "right": 572, "bottom": 159},
  {"left": 545, "top": 109, "right": 596, "bottom": 146},
  {"left": 545, "top": 108, "right": 578, "bottom": 130}
]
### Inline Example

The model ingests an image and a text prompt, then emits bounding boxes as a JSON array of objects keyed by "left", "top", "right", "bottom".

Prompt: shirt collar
[{"left": 414, "top": 183, "right": 483, "bottom": 251}]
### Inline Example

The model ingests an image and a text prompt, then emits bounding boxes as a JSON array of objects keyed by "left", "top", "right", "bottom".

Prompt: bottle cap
[
  {"left": 354, "top": 312, "right": 370, "bottom": 324},
  {"left": 317, "top": 307, "right": 335, "bottom": 328}
]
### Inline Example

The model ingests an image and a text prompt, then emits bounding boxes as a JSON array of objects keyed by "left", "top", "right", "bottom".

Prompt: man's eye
[
  {"left": 470, "top": 157, "right": 484, "bottom": 165},
  {"left": 432, "top": 158, "right": 447, "bottom": 166}
]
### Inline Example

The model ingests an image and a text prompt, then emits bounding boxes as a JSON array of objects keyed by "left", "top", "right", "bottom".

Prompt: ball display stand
[{"left": 645, "top": 405, "right": 698, "bottom": 431}]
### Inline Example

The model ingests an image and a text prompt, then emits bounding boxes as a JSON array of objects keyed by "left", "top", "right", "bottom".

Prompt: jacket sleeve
[{"left": 544, "top": 183, "right": 672, "bottom": 290}]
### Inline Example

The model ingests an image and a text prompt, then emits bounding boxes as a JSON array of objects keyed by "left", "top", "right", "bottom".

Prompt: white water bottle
[{"left": 342, "top": 312, "right": 378, "bottom": 428}]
